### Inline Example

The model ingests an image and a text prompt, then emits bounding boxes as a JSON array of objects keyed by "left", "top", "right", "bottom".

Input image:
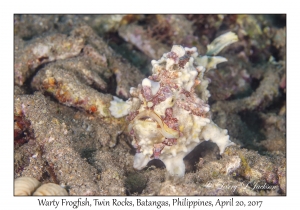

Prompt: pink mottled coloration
[
  {"left": 149, "top": 74, "right": 160, "bottom": 82},
  {"left": 126, "top": 111, "right": 139, "bottom": 121},
  {"left": 151, "top": 85, "right": 173, "bottom": 106},
  {"left": 162, "top": 138, "right": 177, "bottom": 146},
  {"left": 176, "top": 89, "right": 209, "bottom": 117},
  {"left": 151, "top": 143, "right": 165, "bottom": 159},
  {"left": 166, "top": 51, "right": 179, "bottom": 62},
  {"left": 178, "top": 54, "right": 190, "bottom": 68},
  {"left": 163, "top": 108, "right": 179, "bottom": 131},
  {"left": 125, "top": 37, "right": 238, "bottom": 176},
  {"left": 159, "top": 68, "right": 180, "bottom": 80},
  {"left": 165, "top": 107, "right": 173, "bottom": 117},
  {"left": 142, "top": 85, "right": 153, "bottom": 101}
]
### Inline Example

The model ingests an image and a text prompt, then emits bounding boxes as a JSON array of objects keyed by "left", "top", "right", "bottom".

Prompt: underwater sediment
[{"left": 14, "top": 14, "right": 286, "bottom": 195}]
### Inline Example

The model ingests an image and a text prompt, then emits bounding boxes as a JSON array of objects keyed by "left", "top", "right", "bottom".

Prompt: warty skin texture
[{"left": 110, "top": 32, "right": 237, "bottom": 176}]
